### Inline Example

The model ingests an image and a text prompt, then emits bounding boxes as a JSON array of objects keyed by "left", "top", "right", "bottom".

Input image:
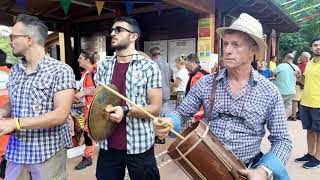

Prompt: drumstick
[{"left": 100, "top": 83, "right": 185, "bottom": 140}]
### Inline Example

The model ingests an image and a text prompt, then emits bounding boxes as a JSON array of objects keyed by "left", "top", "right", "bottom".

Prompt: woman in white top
[{"left": 171, "top": 56, "right": 189, "bottom": 108}]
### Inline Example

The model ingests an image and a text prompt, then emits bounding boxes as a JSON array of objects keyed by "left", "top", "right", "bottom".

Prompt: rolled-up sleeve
[
  {"left": 146, "top": 63, "right": 162, "bottom": 89},
  {"left": 53, "top": 65, "right": 76, "bottom": 93}
]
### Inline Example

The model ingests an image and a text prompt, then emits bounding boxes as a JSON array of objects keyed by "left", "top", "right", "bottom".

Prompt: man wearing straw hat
[
  {"left": 155, "top": 13, "right": 291, "bottom": 180},
  {"left": 95, "top": 17, "right": 162, "bottom": 180}
]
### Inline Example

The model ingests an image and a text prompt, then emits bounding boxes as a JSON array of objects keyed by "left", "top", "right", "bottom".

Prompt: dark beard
[
  {"left": 111, "top": 42, "right": 129, "bottom": 51},
  {"left": 111, "top": 36, "right": 130, "bottom": 51},
  {"left": 314, "top": 52, "right": 320, "bottom": 57}
]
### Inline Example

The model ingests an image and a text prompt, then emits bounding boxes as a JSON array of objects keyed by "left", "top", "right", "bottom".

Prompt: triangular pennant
[
  {"left": 95, "top": 1, "right": 105, "bottom": 15},
  {"left": 60, "top": 0, "right": 72, "bottom": 15},
  {"left": 126, "top": 2, "right": 134, "bottom": 16}
]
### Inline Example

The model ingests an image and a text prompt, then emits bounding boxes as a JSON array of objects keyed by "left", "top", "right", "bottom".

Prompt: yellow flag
[
  {"left": 95, "top": 1, "right": 104, "bottom": 15},
  {"left": 13, "top": 15, "right": 17, "bottom": 22}
]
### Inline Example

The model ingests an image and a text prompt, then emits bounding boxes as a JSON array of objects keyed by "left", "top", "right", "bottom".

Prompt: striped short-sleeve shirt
[
  {"left": 95, "top": 52, "right": 162, "bottom": 154},
  {"left": 6, "top": 56, "right": 76, "bottom": 164}
]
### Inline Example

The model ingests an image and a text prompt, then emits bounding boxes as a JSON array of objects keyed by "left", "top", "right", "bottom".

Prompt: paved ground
[{"left": 67, "top": 120, "right": 320, "bottom": 180}]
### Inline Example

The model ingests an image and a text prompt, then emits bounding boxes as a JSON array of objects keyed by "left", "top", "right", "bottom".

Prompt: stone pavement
[{"left": 67, "top": 120, "right": 320, "bottom": 180}]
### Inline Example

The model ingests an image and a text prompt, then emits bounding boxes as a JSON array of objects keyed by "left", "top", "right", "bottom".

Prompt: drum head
[{"left": 87, "top": 84, "right": 121, "bottom": 141}]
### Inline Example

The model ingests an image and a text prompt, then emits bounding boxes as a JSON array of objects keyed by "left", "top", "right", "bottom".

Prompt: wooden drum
[{"left": 168, "top": 121, "right": 247, "bottom": 180}]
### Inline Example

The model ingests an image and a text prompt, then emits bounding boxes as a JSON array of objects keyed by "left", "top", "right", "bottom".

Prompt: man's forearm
[
  {"left": 0, "top": 103, "right": 11, "bottom": 118},
  {"left": 128, "top": 104, "right": 161, "bottom": 119},
  {"left": 19, "top": 108, "right": 71, "bottom": 129}
]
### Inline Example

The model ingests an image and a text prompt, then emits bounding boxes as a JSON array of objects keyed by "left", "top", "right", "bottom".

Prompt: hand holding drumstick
[{"left": 100, "top": 83, "right": 184, "bottom": 140}]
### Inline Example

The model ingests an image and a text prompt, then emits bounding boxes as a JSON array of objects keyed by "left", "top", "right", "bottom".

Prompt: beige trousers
[{"left": 5, "top": 149, "right": 67, "bottom": 180}]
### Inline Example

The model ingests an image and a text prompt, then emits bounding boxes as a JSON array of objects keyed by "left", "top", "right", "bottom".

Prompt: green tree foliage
[
  {"left": 0, "top": 36, "right": 19, "bottom": 65},
  {"left": 276, "top": 0, "right": 320, "bottom": 61},
  {"left": 279, "top": 33, "right": 310, "bottom": 63},
  {"left": 0, "top": 27, "right": 19, "bottom": 65}
]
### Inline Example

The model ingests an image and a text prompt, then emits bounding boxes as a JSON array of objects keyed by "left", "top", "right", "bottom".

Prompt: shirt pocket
[
  {"left": 241, "top": 104, "right": 265, "bottom": 134},
  {"left": 30, "top": 76, "right": 54, "bottom": 102},
  {"left": 132, "top": 78, "right": 147, "bottom": 96}
]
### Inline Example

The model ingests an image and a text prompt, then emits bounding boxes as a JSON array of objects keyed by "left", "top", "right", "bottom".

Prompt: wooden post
[
  {"left": 276, "top": 32, "right": 280, "bottom": 63},
  {"left": 63, "top": 22, "right": 73, "bottom": 66},
  {"left": 266, "top": 33, "right": 272, "bottom": 63},
  {"left": 197, "top": 0, "right": 216, "bottom": 72},
  {"left": 58, "top": 32, "right": 65, "bottom": 64},
  {"left": 73, "top": 25, "right": 81, "bottom": 80},
  {"left": 214, "top": 10, "right": 221, "bottom": 54}
]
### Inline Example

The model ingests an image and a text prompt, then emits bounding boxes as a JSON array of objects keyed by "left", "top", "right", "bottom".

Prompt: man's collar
[
  {"left": 111, "top": 50, "right": 141, "bottom": 62},
  {"left": 17, "top": 55, "right": 48, "bottom": 72},
  {"left": 216, "top": 67, "right": 258, "bottom": 86},
  {"left": 312, "top": 57, "right": 320, "bottom": 63}
]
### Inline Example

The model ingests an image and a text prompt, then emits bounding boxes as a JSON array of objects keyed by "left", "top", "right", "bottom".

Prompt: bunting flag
[
  {"left": 60, "top": 0, "right": 72, "bottom": 15},
  {"left": 155, "top": 2, "right": 161, "bottom": 16},
  {"left": 16, "top": 0, "right": 28, "bottom": 10},
  {"left": 286, "top": 3, "right": 297, "bottom": 9},
  {"left": 126, "top": 2, "right": 134, "bottom": 16},
  {"left": 290, "top": 3, "right": 320, "bottom": 15},
  {"left": 95, "top": 1, "right": 105, "bottom": 16},
  {"left": 297, "top": 13, "right": 320, "bottom": 22}
]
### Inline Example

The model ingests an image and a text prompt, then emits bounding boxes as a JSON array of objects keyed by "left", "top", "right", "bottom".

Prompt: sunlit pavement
[{"left": 67, "top": 120, "right": 320, "bottom": 180}]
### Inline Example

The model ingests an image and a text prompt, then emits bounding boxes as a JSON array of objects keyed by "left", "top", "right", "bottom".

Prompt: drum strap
[{"left": 209, "top": 72, "right": 220, "bottom": 113}]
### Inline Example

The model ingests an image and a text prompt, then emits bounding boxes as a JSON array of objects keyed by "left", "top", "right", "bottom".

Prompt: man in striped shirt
[
  {"left": 95, "top": 17, "right": 162, "bottom": 180},
  {"left": 0, "top": 14, "right": 75, "bottom": 179},
  {"left": 155, "top": 13, "right": 291, "bottom": 180}
]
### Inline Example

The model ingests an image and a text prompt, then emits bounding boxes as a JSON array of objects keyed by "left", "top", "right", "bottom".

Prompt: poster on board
[
  {"left": 168, "top": 38, "right": 196, "bottom": 76},
  {"left": 197, "top": 17, "right": 213, "bottom": 62},
  {"left": 144, "top": 40, "right": 168, "bottom": 62},
  {"left": 200, "top": 53, "right": 219, "bottom": 73}
]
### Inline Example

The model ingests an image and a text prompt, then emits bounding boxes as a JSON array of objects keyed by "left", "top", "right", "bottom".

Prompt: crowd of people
[
  {"left": 244, "top": 38, "right": 320, "bottom": 170},
  {"left": 0, "top": 12, "right": 319, "bottom": 180}
]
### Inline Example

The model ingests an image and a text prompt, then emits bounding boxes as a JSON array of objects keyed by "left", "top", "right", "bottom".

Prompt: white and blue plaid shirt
[
  {"left": 172, "top": 68, "right": 292, "bottom": 164},
  {"left": 95, "top": 52, "right": 162, "bottom": 154},
  {"left": 6, "top": 56, "right": 76, "bottom": 164}
]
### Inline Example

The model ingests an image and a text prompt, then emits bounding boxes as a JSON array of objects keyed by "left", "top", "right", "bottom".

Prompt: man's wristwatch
[
  {"left": 121, "top": 104, "right": 131, "bottom": 116},
  {"left": 258, "top": 164, "right": 273, "bottom": 180}
]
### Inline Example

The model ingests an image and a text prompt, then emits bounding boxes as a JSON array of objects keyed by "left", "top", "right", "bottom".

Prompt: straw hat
[{"left": 216, "top": 13, "right": 267, "bottom": 52}]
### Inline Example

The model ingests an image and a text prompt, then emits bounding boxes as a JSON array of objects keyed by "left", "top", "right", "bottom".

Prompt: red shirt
[
  {"left": 82, "top": 66, "right": 96, "bottom": 121},
  {"left": 0, "top": 66, "right": 10, "bottom": 160},
  {"left": 0, "top": 66, "right": 10, "bottom": 106},
  {"left": 298, "top": 61, "right": 308, "bottom": 74},
  {"left": 107, "top": 61, "right": 130, "bottom": 150}
]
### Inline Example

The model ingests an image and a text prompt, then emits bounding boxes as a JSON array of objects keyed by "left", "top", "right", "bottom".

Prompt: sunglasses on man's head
[{"left": 110, "top": 26, "right": 134, "bottom": 34}]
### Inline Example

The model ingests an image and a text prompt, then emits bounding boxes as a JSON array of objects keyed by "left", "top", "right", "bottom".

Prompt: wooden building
[{"left": 0, "top": 0, "right": 298, "bottom": 78}]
